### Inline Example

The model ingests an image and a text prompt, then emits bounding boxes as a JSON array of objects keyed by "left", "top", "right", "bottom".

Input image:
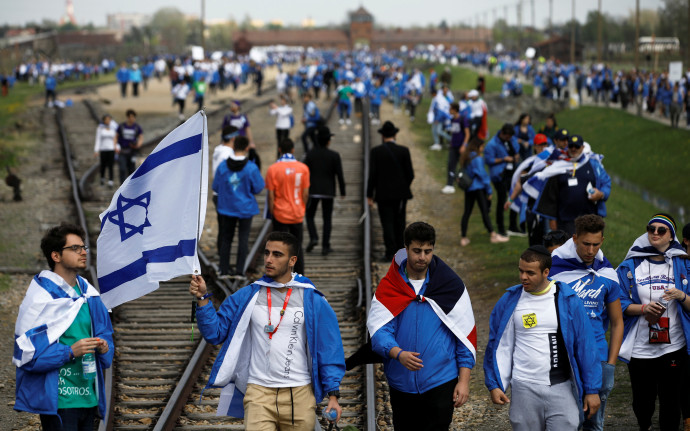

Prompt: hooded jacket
[
  {"left": 212, "top": 157, "right": 264, "bottom": 219},
  {"left": 484, "top": 281, "right": 601, "bottom": 423}
]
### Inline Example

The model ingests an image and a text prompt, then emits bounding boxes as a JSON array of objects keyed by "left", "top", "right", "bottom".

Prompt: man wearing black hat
[
  {"left": 484, "top": 245, "right": 601, "bottom": 430},
  {"left": 367, "top": 121, "right": 415, "bottom": 262},
  {"left": 303, "top": 126, "right": 346, "bottom": 256},
  {"left": 536, "top": 134, "right": 611, "bottom": 236},
  {"left": 484, "top": 123, "right": 522, "bottom": 237}
]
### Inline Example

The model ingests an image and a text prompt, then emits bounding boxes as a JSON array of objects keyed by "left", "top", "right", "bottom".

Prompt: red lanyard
[{"left": 265, "top": 287, "right": 293, "bottom": 339}]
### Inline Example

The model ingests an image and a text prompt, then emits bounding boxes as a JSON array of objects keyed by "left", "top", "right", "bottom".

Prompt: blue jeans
[
  {"left": 40, "top": 407, "right": 96, "bottom": 431},
  {"left": 432, "top": 122, "right": 450, "bottom": 146},
  {"left": 583, "top": 361, "right": 615, "bottom": 431}
]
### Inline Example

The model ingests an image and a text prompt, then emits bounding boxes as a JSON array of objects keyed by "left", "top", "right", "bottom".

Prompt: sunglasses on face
[
  {"left": 647, "top": 225, "right": 669, "bottom": 236},
  {"left": 568, "top": 144, "right": 583, "bottom": 149}
]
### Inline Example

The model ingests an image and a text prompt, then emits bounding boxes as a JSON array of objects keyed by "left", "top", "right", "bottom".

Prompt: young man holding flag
[
  {"left": 189, "top": 231, "right": 345, "bottom": 428},
  {"left": 14, "top": 223, "right": 114, "bottom": 430},
  {"left": 368, "top": 222, "right": 476, "bottom": 430}
]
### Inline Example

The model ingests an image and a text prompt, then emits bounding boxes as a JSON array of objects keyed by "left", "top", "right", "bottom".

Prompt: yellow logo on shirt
[{"left": 522, "top": 313, "right": 537, "bottom": 328}]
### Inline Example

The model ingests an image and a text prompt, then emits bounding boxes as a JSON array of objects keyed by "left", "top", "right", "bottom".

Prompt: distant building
[
  {"left": 106, "top": 13, "right": 151, "bottom": 33},
  {"left": 638, "top": 37, "right": 680, "bottom": 53},
  {"left": 534, "top": 36, "right": 583, "bottom": 62},
  {"left": 233, "top": 6, "right": 491, "bottom": 54}
]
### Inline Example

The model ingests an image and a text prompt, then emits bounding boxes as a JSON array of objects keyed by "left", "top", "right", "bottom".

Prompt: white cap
[{"left": 468, "top": 89, "right": 479, "bottom": 98}]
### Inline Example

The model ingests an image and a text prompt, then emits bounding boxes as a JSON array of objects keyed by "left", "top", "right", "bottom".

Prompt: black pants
[
  {"left": 120, "top": 82, "right": 127, "bottom": 97},
  {"left": 377, "top": 199, "right": 407, "bottom": 259},
  {"left": 389, "top": 378, "right": 456, "bottom": 431},
  {"left": 272, "top": 220, "right": 305, "bottom": 275},
  {"left": 99, "top": 150, "right": 115, "bottom": 182},
  {"left": 132, "top": 82, "right": 139, "bottom": 97},
  {"left": 558, "top": 220, "right": 576, "bottom": 237},
  {"left": 461, "top": 189, "right": 493, "bottom": 236},
  {"left": 218, "top": 215, "right": 252, "bottom": 276},
  {"left": 45, "top": 89, "right": 56, "bottom": 106},
  {"left": 41, "top": 407, "right": 96, "bottom": 431},
  {"left": 276, "top": 128, "right": 290, "bottom": 147},
  {"left": 628, "top": 348, "right": 688, "bottom": 431},
  {"left": 492, "top": 173, "right": 518, "bottom": 235},
  {"left": 118, "top": 150, "right": 136, "bottom": 184},
  {"left": 196, "top": 95, "right": 204, "bottom": 112},
  {"left": 306, "top": 197, "right": 334, "bottom": 248},
  {"left": 301, "top": 126, "right": 317, "bottom": 154},
  {"left": 446, "top": 146, "right": 461, "bottom": 186},
  {"left": 175, "top": 98, "right": 185, "bottom": 114}
]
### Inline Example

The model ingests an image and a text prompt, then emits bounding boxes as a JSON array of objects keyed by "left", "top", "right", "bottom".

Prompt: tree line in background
[{"left": 0, "top": 0, "right": 687, "bottom": 58}]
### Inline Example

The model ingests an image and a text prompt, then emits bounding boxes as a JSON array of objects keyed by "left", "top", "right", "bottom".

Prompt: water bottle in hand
[
  {"left": 82, "top": 353, "right": 96, "bottom": 380},
  {"left": 322, "top": 407, "right": 337, "bottom": 422}
]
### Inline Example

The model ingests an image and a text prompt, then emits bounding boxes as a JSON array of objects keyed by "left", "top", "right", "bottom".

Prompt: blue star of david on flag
[{"left": 107, "top": 191, "right": 152, "bottom": 241}]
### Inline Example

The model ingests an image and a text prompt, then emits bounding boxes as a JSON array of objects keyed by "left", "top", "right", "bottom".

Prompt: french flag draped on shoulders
[
  {"left": 98, "top": 112, "right": 208, "bottom": 309},
  {"left": 367, "top": 249, "right": 477, "bottom": 361}
]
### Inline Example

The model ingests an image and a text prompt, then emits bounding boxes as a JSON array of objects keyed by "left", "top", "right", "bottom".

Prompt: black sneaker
[{"left": 321, "top": 247, "right": 334, "bottom": 256}]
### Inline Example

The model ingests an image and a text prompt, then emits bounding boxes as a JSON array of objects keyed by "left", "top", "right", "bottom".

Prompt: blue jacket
[
  {"left": 44, "top": 76, "right": 57, "bottom": 91},
  {"left": 484, "top": 133, "right": 519, "bottom": 182},
  {"left": 129, "top": 69, "right": 142, "bottom": 83},
  {"left": 15, "top": 290, "right": 114, "bottom": 417},
  {"left": 371, "top": 262, "right": 475, "bottom": 394},
  {"left": 212, "top": 158, "right": 264, "bottom": 218},
  {"left": 116, "top": 67, "right": 129, "bottom": 83},
  {"left": 484, "top": 281, "right": 601, "bottom": 420},
  {"left": 616, "top": 256, "right": 690, "bottom": 361},
  {"left": 303, "top": 100, "right": 320, "bottom": 128},
  {"left": 465, "top": 151, "right": 492, "bottom": 194},
  {"left": 197, "top": 280, "right": 345, "bottom": 410},
  {"left": 582, "top": 156, "right": 611, "bottom": 218}
]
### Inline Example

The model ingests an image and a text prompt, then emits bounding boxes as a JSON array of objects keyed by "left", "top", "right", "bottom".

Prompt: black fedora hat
[{"left": 378, "top": 121, "right": 399, "bottom": 137}]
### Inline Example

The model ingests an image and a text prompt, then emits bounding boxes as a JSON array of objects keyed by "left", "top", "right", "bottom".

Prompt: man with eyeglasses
[
  {"left": 535, "top": 135, "right": 611, "bottom": 236},
  {"left": 13, "top": 223, "right": 114, "bottom": 430},
  {"left": 549, "top": 215, "right": 624, "bottom": 431}
]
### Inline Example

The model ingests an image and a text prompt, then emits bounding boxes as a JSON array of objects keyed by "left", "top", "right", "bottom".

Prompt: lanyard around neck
[{"left": 266, "top": 287, "right": 293, "bottom": 339}]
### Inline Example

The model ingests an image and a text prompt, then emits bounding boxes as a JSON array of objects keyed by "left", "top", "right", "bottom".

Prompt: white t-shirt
[
  {"left": 632, "top": 259, "right": 685, "bottom": 358},
  {"left": 94, "top": 122, "right": 118, "bottom": 152},
  {"left": 247, "top": 287, "right": 311, "bottom": 388},
  {"left": 270, "top": 105, "right": 293, "bottom": 130},
  {"left": 212, "top": 145, "right": 234, "bottom": 176},
  {"left": 409, "top": 279, "right": 424, "bottom": 295},
  {"left": 512, "top": 282, "right": 569, "bottom": 385}
]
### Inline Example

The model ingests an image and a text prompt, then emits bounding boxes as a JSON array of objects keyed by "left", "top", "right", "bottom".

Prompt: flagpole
[{"left": 195, "top": 109, "right": 207, "bottom": 275}]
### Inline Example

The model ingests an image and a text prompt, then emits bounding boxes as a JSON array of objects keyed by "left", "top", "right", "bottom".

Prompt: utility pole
[
  {"left": 635, "top": 0, "right": 640, "bottom": 70},
  {"left": 548, "top": 0, "right": 553, "bottom": 59},
  {"left": 531, "top": 0, "right": 535, "bottom": 29},
  {"left": 597, "top": 0, "right": 602, "bottom": 63},
  {"left": 570, "top": 0, "right": 576, "bottom": 64},
  {"left": 517, "top": 1, "right": 523, "bottom": 52},
  {"left": 201, "top": 0, "right": 206, "bottom": 53}
]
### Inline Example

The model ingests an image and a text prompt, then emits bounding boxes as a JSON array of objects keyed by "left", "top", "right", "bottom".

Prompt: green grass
[
  {"left": 409, "top": 106, "right": 669, "bottom": 288},
  {"left": 554, "top": 106, "right": 690, "bottom": 212},
  {"left": 0, "top": 75, "right": 116, "bottom": 168},
  {"left": 418, "top": 62, "right": 534, "bottom": 96},
  {"left": 0, "top": 273, "right": 10, "bottom": 291}
]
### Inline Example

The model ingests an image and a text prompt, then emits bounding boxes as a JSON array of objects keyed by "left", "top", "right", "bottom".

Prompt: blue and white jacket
[
  {"left": 14, "top": 271, "right": 114, "bottom": 417},
  {"left": 196, "top": 274, "right": 345, "bottom": 417},
  {"left": 616, "top": 234, "right": 690, "bottom": 361},
  {"left": 484, "top": 281, "right": 601, "bottom": 421}
]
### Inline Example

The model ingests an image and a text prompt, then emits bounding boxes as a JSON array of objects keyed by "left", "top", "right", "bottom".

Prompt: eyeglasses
[
  {"left": 62, "top": 245, "right": 88, "bottom": 253},
  {"left": 647, "top": 225, "right": 669, "bottom": 236},
  {"left": 568, "top": 144, "right": 583, "bottom": 149}
]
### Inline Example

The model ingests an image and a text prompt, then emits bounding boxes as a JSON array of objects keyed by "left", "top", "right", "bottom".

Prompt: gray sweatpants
[{"left": 509, "top": 378, "right": 579, "bottom": 431}]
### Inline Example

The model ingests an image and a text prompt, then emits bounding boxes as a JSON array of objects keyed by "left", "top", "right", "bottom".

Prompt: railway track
[{"left": 52, "top": 78, "right": 384, "bottom": 430}]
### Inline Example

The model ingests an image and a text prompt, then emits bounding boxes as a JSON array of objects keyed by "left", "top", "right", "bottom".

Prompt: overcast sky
[{"left": 3, "top": 0, "right": 664, "bottom": 28}]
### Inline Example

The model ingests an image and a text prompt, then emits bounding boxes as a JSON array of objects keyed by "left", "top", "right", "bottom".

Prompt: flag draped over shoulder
[
  {"left": 367, "top": 249, "right": 477, "bottom": 361},
  {"left": 550, "top": 238, "right": 618, "bottom": 284},
  {"left": 14, "top": 271, "right": 99, "bottom": 367},
  {"left": 97, "top": 112, "right": 208, "bottom": 309}
]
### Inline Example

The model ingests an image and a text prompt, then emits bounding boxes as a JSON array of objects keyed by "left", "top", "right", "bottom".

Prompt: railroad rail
[{"left": 51, "top": 81, "right": 384, "bottom": 430}]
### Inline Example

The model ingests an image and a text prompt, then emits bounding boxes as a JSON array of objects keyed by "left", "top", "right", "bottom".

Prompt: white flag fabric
[{"left": 97, "top": 111, "right": 208, "bottom": 309}]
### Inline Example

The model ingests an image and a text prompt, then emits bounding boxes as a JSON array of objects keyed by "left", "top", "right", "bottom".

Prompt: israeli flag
[{"left": 97, "top": 112, "right": 208, "bottom": 309}]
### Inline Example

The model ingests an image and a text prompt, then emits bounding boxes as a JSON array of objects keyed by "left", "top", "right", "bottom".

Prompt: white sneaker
[
  {"left": 178, "top": 113, "right": 185, "bottom": 120},
  {"left": 430, "top": 143, "right": 442, "bottom": 151},
  {"left": 107, "top": 180, "right": 114, "bottom": 187},
  {"left": 339, "top": 119, "right": 345, "bottom": 124},
  {"left": 346, "top": 119, "right": 352, "bottom": 125},
  {"left": 507, "top": 230, "right": 528, "bottom": 237},
  {"left": 441, "top": 185, "right": 455, "bottom": 194}
]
